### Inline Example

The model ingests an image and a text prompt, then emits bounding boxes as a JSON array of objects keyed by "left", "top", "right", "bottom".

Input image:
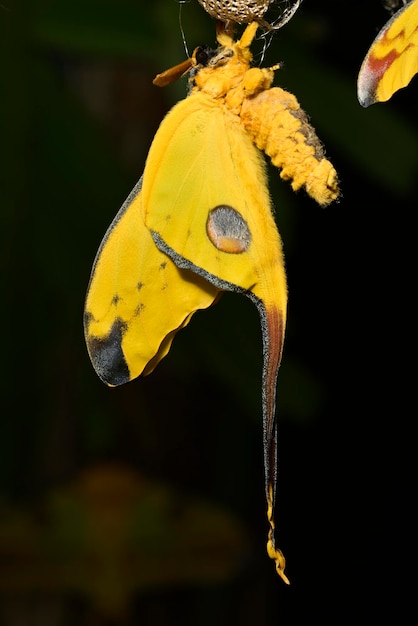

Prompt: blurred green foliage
[{"left": 0, "top": 0, "right": 415, "bottom": 623}]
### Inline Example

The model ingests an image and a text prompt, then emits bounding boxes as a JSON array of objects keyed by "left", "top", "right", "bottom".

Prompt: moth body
[{"left": 191, "top": 22, "right": 339, "bottom": 206}]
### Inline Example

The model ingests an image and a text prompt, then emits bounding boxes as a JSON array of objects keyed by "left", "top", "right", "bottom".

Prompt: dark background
[{"left": 0, "top": 1, "right": 415, "bottom": 624}]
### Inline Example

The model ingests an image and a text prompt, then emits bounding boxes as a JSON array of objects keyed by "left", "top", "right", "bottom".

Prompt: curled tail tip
[
  {"left": 267, "top": 538, "right": 290, "bottom": 584},
  {"left": 278, "top": 567, "right": 291, "bottom": 585}
]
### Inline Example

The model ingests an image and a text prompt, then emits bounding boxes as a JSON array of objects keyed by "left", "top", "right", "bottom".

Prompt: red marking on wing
[{"left": 366, "top": 47, "right": 400, "bottom": 84}]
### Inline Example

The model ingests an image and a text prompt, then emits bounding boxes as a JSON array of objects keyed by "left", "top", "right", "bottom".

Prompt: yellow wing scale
[
  {"left": 358, "top": 0, "right": 418, "bottom": 106},
  {"left": 84, "top": 21, "right": 340, "bottom": 582}
]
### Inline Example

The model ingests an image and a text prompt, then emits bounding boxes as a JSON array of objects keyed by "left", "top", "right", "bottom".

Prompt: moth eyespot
[{"left": 206, "top": 205, "right": 251, "bottom": 253}]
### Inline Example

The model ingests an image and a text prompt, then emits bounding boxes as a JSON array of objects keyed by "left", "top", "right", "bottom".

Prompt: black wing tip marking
[{"left": 84, "top": 316, "right": 131, "bottom": 386}]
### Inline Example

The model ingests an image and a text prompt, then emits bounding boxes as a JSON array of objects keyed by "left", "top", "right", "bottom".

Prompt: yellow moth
[
  {"left": 358, "top": 0, "right": 418, "bottom": 106},
  {"left": 84, "top": 21, "right": 339, "bottom": 583}
]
